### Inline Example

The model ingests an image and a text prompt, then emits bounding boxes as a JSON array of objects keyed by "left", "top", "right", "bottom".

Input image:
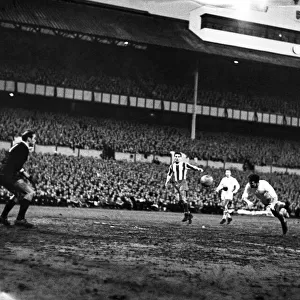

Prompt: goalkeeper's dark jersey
[{"left": 0, "top": 142, "right": 29, "bottom": 180}]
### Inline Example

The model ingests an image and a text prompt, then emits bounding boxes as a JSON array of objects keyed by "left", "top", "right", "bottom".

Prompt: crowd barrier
[{"left": 1, "top": 78, "right": 300, "bottom": 126}]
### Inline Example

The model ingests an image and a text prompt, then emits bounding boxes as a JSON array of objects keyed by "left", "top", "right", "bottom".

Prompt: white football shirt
[
  {"left": 242, "top": 179, "right": 278, "bottom": 206},
  {"left": 216, "top": 176, "right": 240, "bottom": 200}
]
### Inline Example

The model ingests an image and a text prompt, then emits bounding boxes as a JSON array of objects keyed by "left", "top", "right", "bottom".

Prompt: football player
[
  {"left": 242, "top": 173, "right": 289, "bottom": 235},
  {"left": 165, "top": 152, "right": 203, "bottom": 224},
  {"left": 0, "top": 130, "right": 37, "bottom": 228},
  {"left": 216, "top": 169, "right": 240, "bottom": 225}
]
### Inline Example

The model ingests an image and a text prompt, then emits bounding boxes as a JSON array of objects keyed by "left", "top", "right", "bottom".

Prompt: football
[{"left": 200, "top": 175, "right": 214, "bottom": 187}]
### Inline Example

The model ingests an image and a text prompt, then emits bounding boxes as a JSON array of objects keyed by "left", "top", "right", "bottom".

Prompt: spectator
[
  {"left": 1, "top": 107, "right": 300, "bottom": 167},
  {"left": 0, "top": 150, "right": 299, "bottom": 216}
]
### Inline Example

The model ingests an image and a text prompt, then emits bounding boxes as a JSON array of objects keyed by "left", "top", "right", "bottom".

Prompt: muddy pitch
[{"left": 0, "top": 206, "right": 300, "bottom": 300}]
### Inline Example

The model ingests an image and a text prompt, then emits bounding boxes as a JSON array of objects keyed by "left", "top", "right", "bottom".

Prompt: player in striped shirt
[{"left": 165, "top": 152, "right": 203, "bottom": 224}]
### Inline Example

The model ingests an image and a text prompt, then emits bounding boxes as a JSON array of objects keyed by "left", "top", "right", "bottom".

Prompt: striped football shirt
[{"left": 167, "top": 161, "right": 200, "bottom": 182}]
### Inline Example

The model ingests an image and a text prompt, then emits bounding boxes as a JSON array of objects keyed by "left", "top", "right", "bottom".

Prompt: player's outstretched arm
[
  {"left": 215, "top": 178, "right": 224, "bottom": 193},
  {"left": 165, "top": 176, "right": 172, "bottom": 187},
  {"left": 232, "top": 179, "right": 240, "bottom": 194},
  {"left": 241, "top": 183, "right": 253, "bottom": 209},
  {"left": 186, "top": 163, "right": 203, "bottom": 172},
  {"left": 165, "top": 166, "right": 173, "bottom": 187},
  {"left": 20, "top": 168, "right": 30, "bottom": 179}
]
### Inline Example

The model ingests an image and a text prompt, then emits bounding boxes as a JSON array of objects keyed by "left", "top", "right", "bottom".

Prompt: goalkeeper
[{"left": 0, "top": 130, "right": 37, "bottom": 228}]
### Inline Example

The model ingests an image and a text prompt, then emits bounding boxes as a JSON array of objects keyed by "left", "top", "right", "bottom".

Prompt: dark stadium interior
[{"left": 1, "top": 1, "right": 300, "bottom": 299}]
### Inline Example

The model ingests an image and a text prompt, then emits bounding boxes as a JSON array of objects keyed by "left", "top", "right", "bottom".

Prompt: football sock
[
  {"left": 1, "top": 199, "right": 16, "bottom": 219},
  {"left": 17, "top": 199, "right": 30, "bottom": 221},
  {"left": 183, "top": 202, "right": 189, "bottom": 213}
]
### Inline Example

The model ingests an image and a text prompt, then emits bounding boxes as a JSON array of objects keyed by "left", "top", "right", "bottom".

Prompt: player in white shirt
[
  {"left": 216, "top": 170, "right": 240, "bottom": 225},
  {"left": 242, "top": 174, "right": 289, "bottom": 235},
  {"left": 165, "top": 152, "right": 203, "bottom": 224}
]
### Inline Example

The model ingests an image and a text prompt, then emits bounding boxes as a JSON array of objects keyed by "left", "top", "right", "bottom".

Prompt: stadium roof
[
  {"left": 88, "top": 0, "right": 297, "bottom": 21},
  {"left": 1, "top": 0, "right": 300, "bottom": 68}
]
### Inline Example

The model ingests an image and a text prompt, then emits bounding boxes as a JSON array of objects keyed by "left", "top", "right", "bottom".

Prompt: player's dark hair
[
  {"left": 174, "top": 152, "right": 182, "bottom": 156},
  {"left": 248, "top": 173, "right": 260, "bottom": 183},
  {"left": 21, "top": 130, "right": 35, "bottom": 141}
]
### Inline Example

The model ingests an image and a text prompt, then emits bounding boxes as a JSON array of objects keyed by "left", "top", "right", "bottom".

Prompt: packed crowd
[
  {"left": 0, "top": 150, "right": 300, "bottom": 217},
  {"left": 1, "top": 107, "right": 300, "bottom": 167},
  {"left": 1, "top": 28, "right": 300, "bottom": 117}
]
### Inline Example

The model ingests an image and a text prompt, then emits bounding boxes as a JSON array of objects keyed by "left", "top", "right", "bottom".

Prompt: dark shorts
[{"left": 0, "top": 175, "right": 33, "bottom": 198}]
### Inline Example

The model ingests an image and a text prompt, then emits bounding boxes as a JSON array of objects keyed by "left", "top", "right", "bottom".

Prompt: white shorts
[{"left": 221, "top": 191, "right": 234, "bottom": 201}]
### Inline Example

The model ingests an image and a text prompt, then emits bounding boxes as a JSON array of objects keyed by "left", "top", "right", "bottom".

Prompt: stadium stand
[
  {"left": 2, "top": 107, "right": 300, "bottom": 167},
  {"left": 1, "top": 26, "right": 300, "bottom": 117}
]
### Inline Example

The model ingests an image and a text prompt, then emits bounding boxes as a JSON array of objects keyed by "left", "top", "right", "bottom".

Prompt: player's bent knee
[
  {"left": 274, "top": 202, "right": 285, "bottom": 214},
  {"left": 271, "top": 209, "right": 280, "bottom": 218}
]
